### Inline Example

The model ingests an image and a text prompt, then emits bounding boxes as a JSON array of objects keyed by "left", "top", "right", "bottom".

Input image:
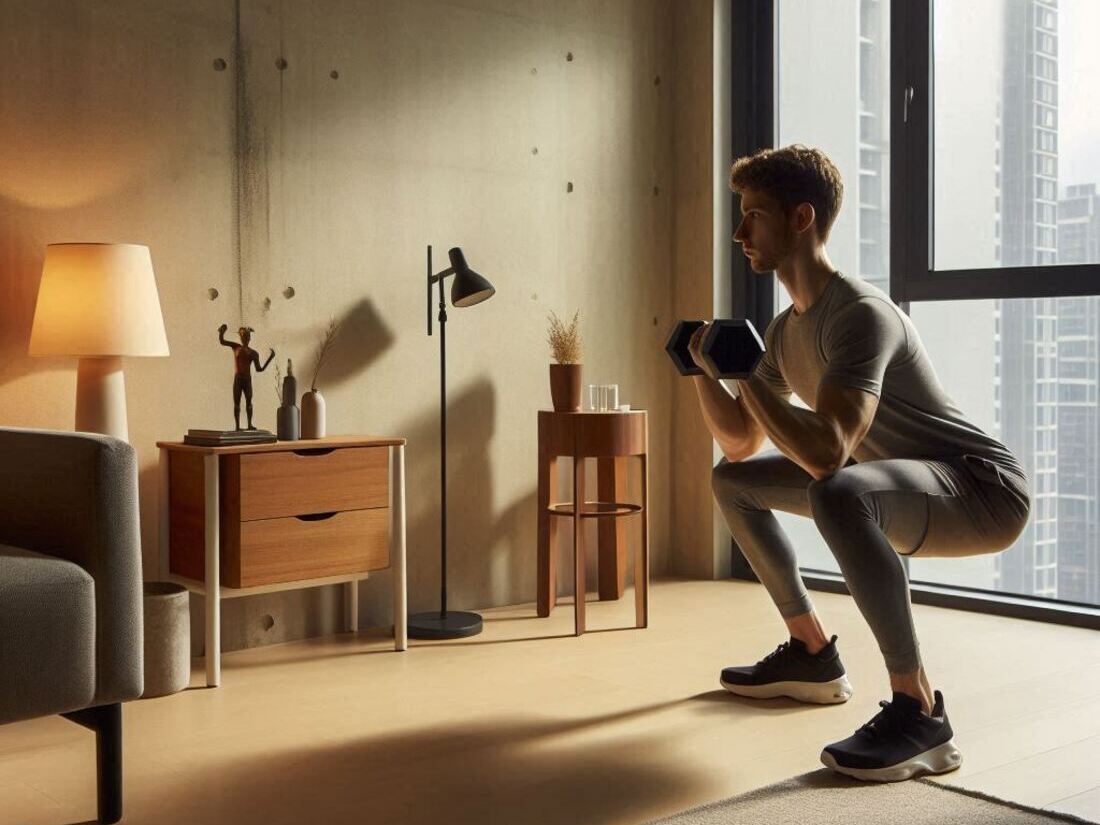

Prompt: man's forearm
[
  {"left": 736, "top": 373, "right": 841, "bottom": 478},
  {"left": 692, "top": 375, "right": 753, "bottom": 458}
]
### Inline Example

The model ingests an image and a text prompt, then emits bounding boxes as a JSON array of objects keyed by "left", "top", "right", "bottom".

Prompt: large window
[{"left": 739, "top": 0, "right": 1100, "bottom": 614}]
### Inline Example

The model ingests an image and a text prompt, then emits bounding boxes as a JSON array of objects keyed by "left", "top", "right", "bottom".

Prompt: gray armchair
[{"left": 0, "top": 427, "right": 144, "bottom": 824}]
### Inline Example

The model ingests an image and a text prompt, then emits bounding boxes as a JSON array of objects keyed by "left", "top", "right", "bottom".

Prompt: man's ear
[{"left": 793, "top": 202, "right": 816, "bottom": 235}]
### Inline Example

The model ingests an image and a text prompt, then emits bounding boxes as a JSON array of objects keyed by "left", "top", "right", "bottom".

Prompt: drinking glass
[{"left": 604, "top": 384, "right": 618, "bottom": 411}]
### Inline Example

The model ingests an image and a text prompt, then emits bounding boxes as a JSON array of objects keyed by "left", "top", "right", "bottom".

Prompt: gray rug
[{"left": 649, "top": 769, "right": 1097, "bottom": 824}]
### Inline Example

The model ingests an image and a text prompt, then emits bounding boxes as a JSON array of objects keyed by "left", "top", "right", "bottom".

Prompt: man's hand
[
  {"left": 218, "top": 323, "right": 228, "bottom": 335},
  {"left": 687, "top": 322, "right": 718, "bottom": 379}
]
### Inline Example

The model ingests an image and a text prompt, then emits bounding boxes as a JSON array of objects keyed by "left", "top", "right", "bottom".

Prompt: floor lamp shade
[
  {"left": 448, "top": 248, "right": 495, "bottom": 307},
  {"left": 28, "top": 243, "right": 170, "bottom": 440}
]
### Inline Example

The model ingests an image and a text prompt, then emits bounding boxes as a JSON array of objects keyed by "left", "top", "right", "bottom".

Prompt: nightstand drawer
[
  {"left": 229, "top": 507, "right": 391, "bottom": 587},
  {"left": 235, "top": 446, "right": 388, "bottom": 521}
]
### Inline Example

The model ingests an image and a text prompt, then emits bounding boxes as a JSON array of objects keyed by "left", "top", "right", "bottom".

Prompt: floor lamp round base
[{"left": 407, "top": 610, "right": 483, "bottom": 640}]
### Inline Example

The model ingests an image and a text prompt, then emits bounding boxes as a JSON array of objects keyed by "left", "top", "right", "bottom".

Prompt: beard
[
  {"left": 744, "top": 230, "right": 796, "bottom": 272},
  {"left": 746, "top": 253, "right": 777, "bottom": 272}
]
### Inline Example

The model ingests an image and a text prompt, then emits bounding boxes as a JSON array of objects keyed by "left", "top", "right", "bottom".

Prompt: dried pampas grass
[{"left": 547, "top": 310, "right": 582, "bottom": 364}]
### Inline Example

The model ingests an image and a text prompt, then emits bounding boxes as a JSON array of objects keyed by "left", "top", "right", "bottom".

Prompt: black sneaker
[
  {"left": 719, "top": 635, "right": 853, "bottom": 704},
  {"left": 820, "top": 689, "right": 962, "bottom": 782}
]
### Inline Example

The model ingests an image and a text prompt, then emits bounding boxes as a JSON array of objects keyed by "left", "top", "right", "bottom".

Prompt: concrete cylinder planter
[
  {"left": 301, "top": 389, "right": 326, "bottom": 439},
  {"left": 141, "top": 581, "right": 190, "bottom": 698}
]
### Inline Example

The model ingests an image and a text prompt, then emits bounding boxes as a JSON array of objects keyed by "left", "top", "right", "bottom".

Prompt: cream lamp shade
[
  {"left": 28, "top": 243, "right": 170, "bottom": 441},
  {"left": 29, "top": 243, "right": 169, "bottom": 357}
]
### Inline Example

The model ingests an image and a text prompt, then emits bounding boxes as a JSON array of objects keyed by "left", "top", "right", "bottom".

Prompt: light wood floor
[{"left": 2, "top": 579, "right": 1098, "bottom": 825}]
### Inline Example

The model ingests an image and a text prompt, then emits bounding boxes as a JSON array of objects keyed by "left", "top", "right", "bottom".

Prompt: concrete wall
[{"left": 0, "top": 0, "right": 701, "bottom": 651}]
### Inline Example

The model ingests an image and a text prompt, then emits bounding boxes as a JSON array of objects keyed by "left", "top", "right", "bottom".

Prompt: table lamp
[
  {"left": 28, "top": 243, "right": 170, "bottom": 441},
  {"left": 407, "top": 245, "right": 495, "bottom": 640}
]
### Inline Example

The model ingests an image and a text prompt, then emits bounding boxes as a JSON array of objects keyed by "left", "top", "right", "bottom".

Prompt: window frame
[{"left": 891, "top": 0, "right": 1100, "bottom": 303}]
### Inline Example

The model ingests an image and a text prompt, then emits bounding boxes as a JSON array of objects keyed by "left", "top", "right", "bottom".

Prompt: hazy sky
[
  {"left": 1057, "top": 0, "right": 1100, "bottom": 191},
  {"left": 933, "top": 0, "right": 1099, "bottom": 194}
]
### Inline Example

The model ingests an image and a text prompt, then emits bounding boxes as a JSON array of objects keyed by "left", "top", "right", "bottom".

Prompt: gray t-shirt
[{"left": 752, "top": 271, "right": 1028, "bottom": 493}]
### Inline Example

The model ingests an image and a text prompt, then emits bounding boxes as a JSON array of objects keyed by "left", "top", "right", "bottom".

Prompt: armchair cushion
[{"left": 0, "top": 545, "right": 96, "bottom": 725}]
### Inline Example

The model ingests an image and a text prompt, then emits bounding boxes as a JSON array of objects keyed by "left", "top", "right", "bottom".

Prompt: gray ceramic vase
[{"left": 277, "top": 359, "right": 300, "bottom": 440}]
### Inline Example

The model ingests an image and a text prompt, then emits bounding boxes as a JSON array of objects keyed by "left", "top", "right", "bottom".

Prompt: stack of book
[{"left": 183, "top": 429, "right": 277, "bottom": 447}]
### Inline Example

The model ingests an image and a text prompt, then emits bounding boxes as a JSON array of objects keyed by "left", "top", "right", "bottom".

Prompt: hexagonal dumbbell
[
  {"left": 664, "top": 318, "right": 765, "bottom": 379},
  {"left": 664, "top": 320, "right": 707, "bottom": 375}
]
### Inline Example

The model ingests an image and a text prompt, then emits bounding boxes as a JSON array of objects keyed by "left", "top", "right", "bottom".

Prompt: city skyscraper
[
  {"left": 996, "top": 0, "right": 1100, "bottom": 604},
  {"left": 1051, "top": 184, "right": 1100, "bottom": 604}
]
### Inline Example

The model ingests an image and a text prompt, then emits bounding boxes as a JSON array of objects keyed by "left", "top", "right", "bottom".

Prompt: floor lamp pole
[
  {"left": 438, "top": 271, "right": 447, "bottom": 617},
  {"left": 407, "top": 244, "right": 484, "bottom": 640}
]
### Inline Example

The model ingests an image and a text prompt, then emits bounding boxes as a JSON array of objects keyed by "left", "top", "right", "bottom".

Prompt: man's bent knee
[
  {"left": 712, "top": 457, "right": 759, "bottom": 498},
  {"left": 807, "top": 471, "right": 868, "bottom": 520}
]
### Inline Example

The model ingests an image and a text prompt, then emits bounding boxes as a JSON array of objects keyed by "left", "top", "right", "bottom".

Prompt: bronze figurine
[{"left": 218, "top": 324, "right": 275, "bottom": 430}]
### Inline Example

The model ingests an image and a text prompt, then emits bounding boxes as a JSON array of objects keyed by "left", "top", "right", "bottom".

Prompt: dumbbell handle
[{"left": 664, "top": 318, "right": 765, "bottom": 380}]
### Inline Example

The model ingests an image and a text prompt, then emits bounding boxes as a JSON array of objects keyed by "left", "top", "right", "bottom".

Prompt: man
[
  {"left": 697, "top": 145, "right": 1030, "bottom": 782},
  {"left": 218, "top": 324, "right": 275, "bottom": 430}
]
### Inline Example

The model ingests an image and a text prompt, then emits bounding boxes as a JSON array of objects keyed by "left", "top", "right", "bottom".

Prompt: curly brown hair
[{"left": 729, "top": 144, "right": 844, "bottom": 241}]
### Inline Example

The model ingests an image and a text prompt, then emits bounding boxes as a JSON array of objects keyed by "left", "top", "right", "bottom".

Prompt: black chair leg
[{"left": 62, "top": 703, "right": 123, "bottom": 824}]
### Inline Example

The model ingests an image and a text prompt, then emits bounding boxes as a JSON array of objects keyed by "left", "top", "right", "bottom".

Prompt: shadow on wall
[
  {"left": 321, "top": 296, "right": 395, "bottom": 389},
  {"left": 255, "top": 296, "right": 396, "bottom": 395},
  {"left": 364, "top": 374, "right": 538, "bottom": 629}
]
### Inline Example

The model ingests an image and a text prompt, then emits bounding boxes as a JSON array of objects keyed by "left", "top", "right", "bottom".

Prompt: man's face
[
  {"left": 733, "top": 189, "right": 797, "bottom": 272},
  {"left": 239, "top": 328, "right": 251, "bottom": 346}
]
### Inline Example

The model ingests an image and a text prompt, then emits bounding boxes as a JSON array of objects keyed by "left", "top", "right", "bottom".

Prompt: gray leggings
[{"left": 712, "top": 450, "right": 1031, "bottom": 674}]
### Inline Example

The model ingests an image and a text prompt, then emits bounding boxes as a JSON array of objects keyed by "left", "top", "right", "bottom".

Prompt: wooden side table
[
  {"left": 156, "top": 435, "right": 407, "bottom": 687},
  {"left": 537, "top": 410, "right": 648, "bottom": 635}
]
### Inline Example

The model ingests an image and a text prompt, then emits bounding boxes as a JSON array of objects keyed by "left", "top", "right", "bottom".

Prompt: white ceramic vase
[{"left": 301, "top": 389, "right": 326, "bottom": 439}]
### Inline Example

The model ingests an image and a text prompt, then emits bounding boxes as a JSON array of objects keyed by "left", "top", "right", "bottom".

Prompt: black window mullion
[
  {"left": 729, "top": 0, "right": 775, "bottom": 585},
  {"left": 730, "top": 0, "right": 775, "bottom": 328},
  {"left": 906, "top": 264, "right": 1100, "bottom": 302},
  {"left": 891, "top": 0, "right": 931, "bottom": 305}
]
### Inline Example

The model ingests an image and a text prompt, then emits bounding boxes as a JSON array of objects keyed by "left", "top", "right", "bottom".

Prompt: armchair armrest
[{"left": 0, "top": 427, "right": 143, "bottom": 705}]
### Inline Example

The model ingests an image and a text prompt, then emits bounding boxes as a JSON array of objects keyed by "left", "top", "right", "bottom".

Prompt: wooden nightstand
[{"left": 156, "top": 436, "right": 407, "bottom": 687}]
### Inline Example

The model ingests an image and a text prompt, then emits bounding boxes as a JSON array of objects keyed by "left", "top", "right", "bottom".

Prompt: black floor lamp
[{"left": 407, "top": 245, "right": 496, "bottom": 640}]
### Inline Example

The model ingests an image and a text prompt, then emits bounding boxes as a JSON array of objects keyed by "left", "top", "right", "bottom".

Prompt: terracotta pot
[{"left": 549, "top": 363, "right": 582, "bottom": 411}]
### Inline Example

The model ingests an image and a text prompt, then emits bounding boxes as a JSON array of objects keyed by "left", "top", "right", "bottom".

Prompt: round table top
[
  {"left": 538, "top": 408, "right": 646, "bottom": 415},
  {"left": 538, "top": 408, "right": 647, "bottom": 456}
]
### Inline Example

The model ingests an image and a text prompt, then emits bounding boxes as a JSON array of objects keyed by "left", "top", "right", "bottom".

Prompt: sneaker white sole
[
  {"left": 820, "top": 738, "right": 963, "bottom": 782},
  {"left": 719, "top": 674, "right": 854, "bottom": 704}
]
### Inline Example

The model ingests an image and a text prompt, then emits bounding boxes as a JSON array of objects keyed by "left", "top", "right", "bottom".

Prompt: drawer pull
[
  {"left": 295, "top": 511, "right": 338, "bottom": 521},
  {"left": 293, "top": 448, "right": 336, "bottom": 457}
]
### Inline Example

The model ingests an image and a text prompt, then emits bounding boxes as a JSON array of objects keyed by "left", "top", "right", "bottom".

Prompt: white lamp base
[{"left": 76, "top": 356, "right": 129, "bottom": 441}]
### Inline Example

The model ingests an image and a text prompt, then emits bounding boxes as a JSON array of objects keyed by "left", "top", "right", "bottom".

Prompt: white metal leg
[
  {"left": 392, "top": 444, "right": 407, "bottom": 651},
  {"left": 346, "top": 580, "right": 359, "bottom": 633},
  {"left": 158, "top": 450, "right": 170, "bottom": 580},
  {"left": 203, "top": 453, "right": 221, "bottom": 687}
]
